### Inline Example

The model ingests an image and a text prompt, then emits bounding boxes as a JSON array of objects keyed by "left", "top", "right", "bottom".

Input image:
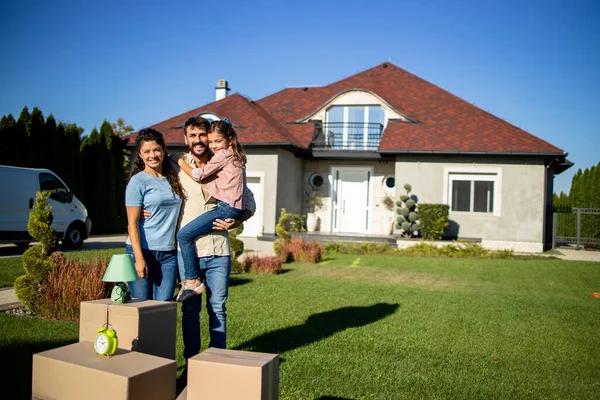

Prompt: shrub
[
  {"left": 38, "top": 255, "right": 111, "bottom": 321},
  {"left": 288, "top": 213, "right": 307, "bottom": 232},
  {"left": 395, "top": 183, "right": 420, "bottom": 237},
  {"left": 240, "top": 255, "right": 283, "bottom": 274},
  {"left": 15, "top": 191, "right": 59, "bottom": 314},
  {"left": 418, "top": 204, "right": 450, "bottom": 241},
  {"left": 324, "top": 241, "right": 395, "bottom": 255},
  {"left": 282, "top": 239, "right": 323, "bottom": 263},
  {"left": 274, "top": 208, "right": 291, "bottom": 261},
  {"left": 230, "top": 223, "right": 245, "bottom": 274}
]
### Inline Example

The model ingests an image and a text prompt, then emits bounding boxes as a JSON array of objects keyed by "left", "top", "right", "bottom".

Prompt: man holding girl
[
  {"left": 174, "top": 116, "right": 254, "bottom": 357},
  {"left": 125, "top": 117, "right": 254, "bottom": 361}
]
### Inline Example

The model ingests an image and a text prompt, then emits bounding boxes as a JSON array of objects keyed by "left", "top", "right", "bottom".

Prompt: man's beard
[{"left": 188, "top": 142, "right": 208, "bottom": 158}]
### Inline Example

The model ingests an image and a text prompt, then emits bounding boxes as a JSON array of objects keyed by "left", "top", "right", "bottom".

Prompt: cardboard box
[
  {"left": 32, "top": 341, "right": 176, "bottom": 400},
  {"left": 79, "top": 298, "right": 177, "bottom": 360},
  {"left": 188, "top": 348, "right": 279, "bottom": 400}
]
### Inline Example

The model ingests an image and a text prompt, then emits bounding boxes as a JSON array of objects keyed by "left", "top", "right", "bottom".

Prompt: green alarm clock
[{"left": 94, "top": 324, "right": 118, "bottom": 356}]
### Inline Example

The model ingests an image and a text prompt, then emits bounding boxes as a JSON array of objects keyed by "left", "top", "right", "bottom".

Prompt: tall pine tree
[
  {"left": 16, "top": 107, "right": 32, "bottom": 167},
  {"left": 0, "top": 114, "right": 18, "bottom": 165}
]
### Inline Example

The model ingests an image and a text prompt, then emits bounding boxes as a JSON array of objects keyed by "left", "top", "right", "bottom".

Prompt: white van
[{"left": 0, "top": 165, "right": 92, "bottom": 249}]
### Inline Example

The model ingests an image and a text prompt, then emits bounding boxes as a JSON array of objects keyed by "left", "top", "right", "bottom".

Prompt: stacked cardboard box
[
  {"left": 187, "top": 347, "right": 279, "bottom": 399},
  {"left": 79, "top": 298, "right": 177, "bottom": 359},
  {"left": 32, "top": 341, "right": 176, "bottom": 400},
  {"left": 33, "top": 300, "right": 279, "bottom": 399}
]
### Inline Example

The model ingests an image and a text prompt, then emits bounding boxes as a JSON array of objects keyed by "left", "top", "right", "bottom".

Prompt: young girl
[{"left": 176, "top": 119, "right": 247, "bottom": 302}]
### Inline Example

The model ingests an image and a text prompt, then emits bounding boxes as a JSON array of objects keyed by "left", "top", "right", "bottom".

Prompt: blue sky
[{"left": 0, "top": 0, "right": 598, "bottom": 194}]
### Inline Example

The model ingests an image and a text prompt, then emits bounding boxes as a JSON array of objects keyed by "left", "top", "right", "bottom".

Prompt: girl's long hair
[
  {"left": 129, "top": 128, "right": 185, "bottom": 199},
  {"left": 211, "top": 119, "right": 247, "bottom": 167}
]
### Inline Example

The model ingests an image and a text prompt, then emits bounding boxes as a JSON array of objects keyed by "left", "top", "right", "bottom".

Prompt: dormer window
[{"left": 324, "top": 105, "right": 385, "bottom": 149}]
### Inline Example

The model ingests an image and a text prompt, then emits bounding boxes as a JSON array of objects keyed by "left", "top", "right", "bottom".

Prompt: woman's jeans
[
  {"left": 126, "top": 245, "right": 178, "bottom": 302},
  {"left": 178, "top": 252, "right": 230, "bottom": 359},
  {"left": 177, "top": 201, "right": 242, "bottom": 281}
]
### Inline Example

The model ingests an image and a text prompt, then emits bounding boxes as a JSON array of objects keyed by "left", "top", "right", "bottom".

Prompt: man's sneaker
[{"left": 176, "top": 279, "right": 206, "bottom": 302}]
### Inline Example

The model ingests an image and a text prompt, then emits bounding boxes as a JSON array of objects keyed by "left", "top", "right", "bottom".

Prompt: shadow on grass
[
  {"left": 229, "top": 276, "right": 253, "bottom": 287},
  {"left": 0, "top": 339, "right": 78, "bottom": 400},
  {"left": 233, "top": 302, "right": 399, "bottom": 355}
]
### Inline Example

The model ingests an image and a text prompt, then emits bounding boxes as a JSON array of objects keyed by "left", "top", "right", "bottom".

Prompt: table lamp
[{"left": 103, "top": 254, "right": 139, "bottom": 304}]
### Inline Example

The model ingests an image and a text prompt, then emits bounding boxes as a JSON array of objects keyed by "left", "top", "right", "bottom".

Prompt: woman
[{"left": 125, "top": 128, "right": 185, "bottom": 301}]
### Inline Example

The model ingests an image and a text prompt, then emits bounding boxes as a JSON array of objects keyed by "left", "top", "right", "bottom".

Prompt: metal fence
[
  {"left": 553, "top": 207, "right": 600, "bottom": 250},
  {"left": 311, "top": 122, "right": 384, "bottom": 151}
]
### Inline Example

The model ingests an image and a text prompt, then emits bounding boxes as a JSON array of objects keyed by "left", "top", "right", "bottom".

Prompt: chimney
[{"left": 215, "top": 79, "right": 230, "bottom": 101}]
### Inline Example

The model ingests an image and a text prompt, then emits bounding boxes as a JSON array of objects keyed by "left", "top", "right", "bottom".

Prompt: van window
[{"left": 39, "top": 173, "right": 69, "bottom": 203}]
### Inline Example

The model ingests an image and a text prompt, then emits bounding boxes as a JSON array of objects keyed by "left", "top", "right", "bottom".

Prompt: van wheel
[{"left": 63, "top": 224, "right": 84, "bottom": 249}]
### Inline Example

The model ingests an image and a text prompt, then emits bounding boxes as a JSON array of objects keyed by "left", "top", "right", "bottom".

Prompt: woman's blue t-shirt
[{"left": 125, "top": 171, "right": 182, "bottom": 251}]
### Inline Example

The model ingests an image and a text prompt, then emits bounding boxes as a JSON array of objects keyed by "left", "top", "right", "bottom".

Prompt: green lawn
[{"left": 1, "top": 252, "right": 599, "bottom": 399}]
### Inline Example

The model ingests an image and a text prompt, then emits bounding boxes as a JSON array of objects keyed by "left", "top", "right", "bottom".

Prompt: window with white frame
[
  {"left": 448, "top": 173, "right": 497, "bottom": 213},
  {"left": 325, "top": 105, "right": 384, "bottom": 149}
]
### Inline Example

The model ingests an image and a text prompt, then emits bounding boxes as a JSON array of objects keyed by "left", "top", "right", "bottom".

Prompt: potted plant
[
  {"left": 381, "top": 194, "right": 395, "bottom": 235},
  {"left": 306, "top": 189, "right": 325, "bottom": 232}
]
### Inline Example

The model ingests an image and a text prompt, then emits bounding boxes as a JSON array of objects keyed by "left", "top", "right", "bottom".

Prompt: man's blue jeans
[
  {"left": 177, "top": 201, "right": 242, "bottom": 281},
  {"left": 126, "top": 245, "right": 178, "bottom": 302},
  {"left": 178, "top": 252, "right": 230, "bottom": 360}
]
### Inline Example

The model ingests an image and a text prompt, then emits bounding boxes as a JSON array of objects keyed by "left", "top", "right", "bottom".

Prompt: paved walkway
[{"left": 0, "top": 238, "right": 597, "bottom": 310}]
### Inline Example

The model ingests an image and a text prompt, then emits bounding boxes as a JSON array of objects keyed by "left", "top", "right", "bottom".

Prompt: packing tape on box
[
  {"left": 205, "top": 350, "right": 276, "bottom": 400},
  {"left": 204, "top": 350, "right": 276, "bottom": 364}
]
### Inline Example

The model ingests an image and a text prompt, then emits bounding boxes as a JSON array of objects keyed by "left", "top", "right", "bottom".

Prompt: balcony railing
[{"left": 311, "top": 122, "right": 384, "bottom": 151}]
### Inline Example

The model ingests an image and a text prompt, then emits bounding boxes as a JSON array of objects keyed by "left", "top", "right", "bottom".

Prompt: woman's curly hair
[{"left": 129, "top": 128, "right": 185, "bottom": 199}]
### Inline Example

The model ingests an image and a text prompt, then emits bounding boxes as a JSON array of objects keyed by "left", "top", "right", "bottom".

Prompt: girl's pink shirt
[{"left": 191, "top": 148, "right": 247, "bottom": 210}]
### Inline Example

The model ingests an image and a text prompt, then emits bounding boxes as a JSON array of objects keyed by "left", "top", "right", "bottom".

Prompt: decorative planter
[{"left": 306, "top": 213, "right": 318, "bottom": 232}]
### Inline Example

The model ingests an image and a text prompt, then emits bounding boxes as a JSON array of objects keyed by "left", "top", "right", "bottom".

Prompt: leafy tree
[
  {"left": 111, "top": 117, "right": 134, "bottom": 137},
  {"left": 28, "top": 107, "right": 47, "bottom": 168},
  {"left": 0, "top": 114, "right": 18, "bottom": 165},
  {"left": 81, "top": 128, "right": 108, "bottom": 233},
  {"left": 111, "top": 117, "right": 134, "bottom": 174},
  {"left": 62, "top": 122, "right": 84, "bottom": 196},
  {"left": 16, "top": 106, "right": 32, "bottom": 166}
]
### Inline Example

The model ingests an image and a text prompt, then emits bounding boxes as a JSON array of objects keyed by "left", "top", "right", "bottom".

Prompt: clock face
[{"left": 95, "top": 334, "right": 109, "bottom": 354}]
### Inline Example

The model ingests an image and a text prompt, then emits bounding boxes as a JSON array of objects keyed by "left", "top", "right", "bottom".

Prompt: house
[{"left": 126, "top": 63, "right": 572, "bottom": 252}]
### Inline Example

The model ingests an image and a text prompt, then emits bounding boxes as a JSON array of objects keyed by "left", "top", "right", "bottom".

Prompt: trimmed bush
[
  {"left": 230, "top": 223, "right": 245, "bottom": 274},
  {"left": 240, "top": 255, "right": 283, "bottom": 274},
  {"left": 282, "top": 239, "right": 323, "bottom": 263},
  {"left": 15, "top": 192, "right": 59, "bottom": 314},
  {"left": 288, "top": 213, "right": 307, "bottom": 232},
  {"left": 418, "top": 204, "right": 450, "bottom": 241},
  {"left": 395, "top": 183, "right": 420, "bottom": 237},
  {"left": 324, "top": 241, "right": 395, "bottom": 255},
  {"left": 274, "top": 208, "right": 291, "bottom": 261},
  {"left": 38, "top": 255, "right": 111, "bottom": 321}
]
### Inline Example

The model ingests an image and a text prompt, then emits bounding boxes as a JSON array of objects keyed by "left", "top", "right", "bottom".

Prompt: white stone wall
[
  {"left": 395, "top": 239, "right": 543, "bottom": 253},
  {"left": 480, "top": 240, "right": 543, "bottom": 253}
]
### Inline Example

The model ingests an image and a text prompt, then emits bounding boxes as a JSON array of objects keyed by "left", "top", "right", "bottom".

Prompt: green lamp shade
[{"left": 103, "top": 254, "right": 139, "bottom": 283}]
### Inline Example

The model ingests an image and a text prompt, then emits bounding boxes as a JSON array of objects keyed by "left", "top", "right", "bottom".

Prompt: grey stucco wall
[
  {"left": 246, "top": 149, "right": 281, "bottom": 235},
  {"left": 394, "top": 155, "right": 547, "bottom": 243},
  {"left": 276, "top": 149, "right": 304, "bottom": 220}
]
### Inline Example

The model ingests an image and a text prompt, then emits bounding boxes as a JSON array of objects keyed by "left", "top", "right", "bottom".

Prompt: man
[{"left": 175, "top": 116, "right": 255, "bottom": 359}]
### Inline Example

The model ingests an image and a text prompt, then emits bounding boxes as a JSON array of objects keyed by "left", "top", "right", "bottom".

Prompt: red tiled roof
[
  {"left": 128, "top": 63, "right": 565, "bottom": 155},
  {"left": 127, "top": 93, "right": 301, "bottom": 147},
  {"left": 256, "top": 63, "right": 565, "bottom": 154}
]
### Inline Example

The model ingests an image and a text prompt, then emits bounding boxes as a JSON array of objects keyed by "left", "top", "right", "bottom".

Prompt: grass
[{"left": 1, "top": 252, "right": 600, "bottom": 399}]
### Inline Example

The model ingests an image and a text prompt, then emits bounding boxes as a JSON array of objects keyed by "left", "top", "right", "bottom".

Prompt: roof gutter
[{"left": 378, "top": 149, "right": 567, "bottom": 157}]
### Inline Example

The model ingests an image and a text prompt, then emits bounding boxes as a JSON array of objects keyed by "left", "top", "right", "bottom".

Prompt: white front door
[
  {"left": 239, "top": 176, "right": 262, "bottom": 237},
  {"left": 331, "top": 168, "right": 371, "bottom": 233}
]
